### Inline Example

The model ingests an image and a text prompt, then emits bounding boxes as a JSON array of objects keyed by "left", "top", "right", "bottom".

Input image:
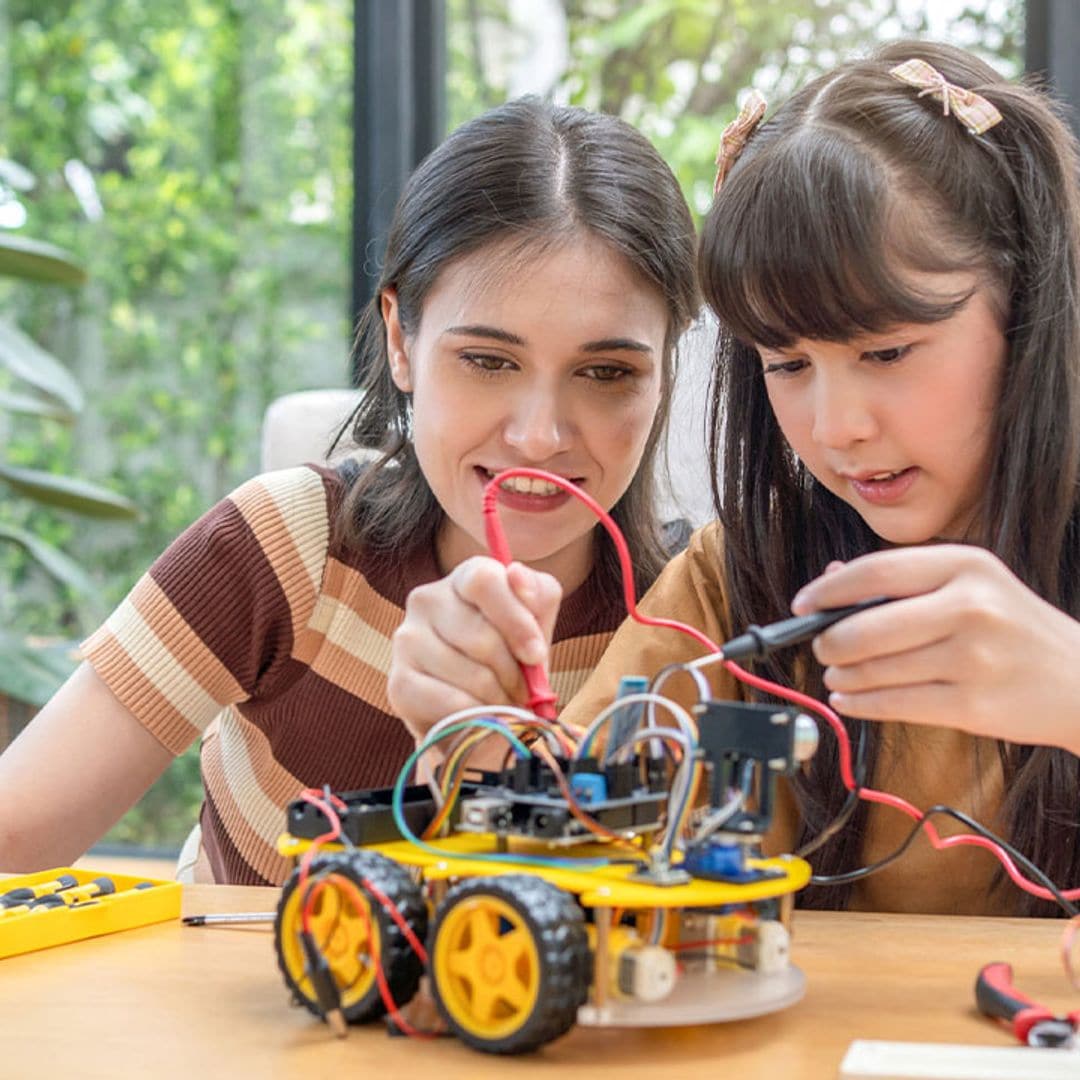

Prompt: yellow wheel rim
[
  {"left": 433, "top": 895, "right": 541, "bottom": 1040},
  {"left": 279, "top": 877, "right": 380, "bottom": 1010}
]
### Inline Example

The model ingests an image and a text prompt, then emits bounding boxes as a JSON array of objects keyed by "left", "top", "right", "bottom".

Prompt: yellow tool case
[{"left": 0, "top": 867, "right": 182, "bottom": 959}]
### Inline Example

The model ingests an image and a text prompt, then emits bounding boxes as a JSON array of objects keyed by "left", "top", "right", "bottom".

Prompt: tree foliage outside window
[
  {"left": 449, "top": 0, "right": 1022, "bottom": 217},
  {"left": 2, "top": 0, "right": 1022, "bottom": 849},
  {"left": 2, "top": 0, "right": 353, "bottom": 847}
]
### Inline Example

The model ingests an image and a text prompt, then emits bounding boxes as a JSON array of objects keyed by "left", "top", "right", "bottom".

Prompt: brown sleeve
[
  {"left": 558, "top": 521, "right": 742, "bottom": 728},
  {"left": 80, "top": 467, "right": 331, "bottom": 754}
]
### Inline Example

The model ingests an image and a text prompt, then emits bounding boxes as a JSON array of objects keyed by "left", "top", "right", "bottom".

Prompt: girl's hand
[
  {"left": 791, "top": 545, "right": 1080, "bottom": 753},
  {"left": 387, "top": 556, "right": 562, "bottom": 744}
]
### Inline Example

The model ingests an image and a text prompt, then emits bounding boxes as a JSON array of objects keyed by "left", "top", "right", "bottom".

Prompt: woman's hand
[
  {"left": 791, "top": 545, "right": 1080, "bottom": 753},
  {"left": 387, "top": 556, "right": 562, "bottom": 745}
]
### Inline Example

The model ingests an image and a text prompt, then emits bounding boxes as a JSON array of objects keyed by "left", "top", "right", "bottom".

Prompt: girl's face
[
  {"left": 757, "top": 274, "right": 1007, "bottom": 545},
  {"left": 383, "top": 235, "right": 668, "bottom": 588}
]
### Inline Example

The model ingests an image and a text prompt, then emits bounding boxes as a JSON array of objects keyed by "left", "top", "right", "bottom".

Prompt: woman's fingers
[
  {"left": 389, "top": 670, "right": 492, "bottom": 743},
  {"left": 450, "top": 557, "right": 560, "bottom": 667},
  {"left": 507, "top": 561, "right": 562, "bottom": 646},
  {"left": 399, "top": 575, "right": 527, "bottom": 701},
  {"left": 394, "top": 608, "right": 525, "bottom": 705},
  {"left": 387, "top": 556, "right": 564, "bottom": 740}
]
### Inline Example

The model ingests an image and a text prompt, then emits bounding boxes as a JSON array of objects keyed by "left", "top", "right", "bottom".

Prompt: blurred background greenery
[{"left": 0, "top": 0, "right": 1022, "bottom": 851}]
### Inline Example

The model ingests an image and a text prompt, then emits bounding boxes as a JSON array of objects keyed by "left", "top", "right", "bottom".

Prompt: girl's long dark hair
[
  {"left": 334, "top": 98, "right": 699, "bottom": 595},
  {"left": 700, "top": 41, "right": 1080, "bottom": 914}
]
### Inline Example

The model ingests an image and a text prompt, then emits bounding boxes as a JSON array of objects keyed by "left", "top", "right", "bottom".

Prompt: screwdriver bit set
[{"left": 0, "top": 867, "right": 181, "bottom": 958}]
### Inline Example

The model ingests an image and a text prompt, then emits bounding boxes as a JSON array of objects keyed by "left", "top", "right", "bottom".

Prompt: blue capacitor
[
  {"left": 684, "top": 841, "right": 746, "bottom": 880},
  {"left": 570, "top": 772, "right": 608, "bottom": 804}
]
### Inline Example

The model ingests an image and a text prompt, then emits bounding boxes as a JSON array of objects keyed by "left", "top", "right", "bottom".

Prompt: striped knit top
[{"left": 80, "top": 464, "right": 627, "bottom": 885}]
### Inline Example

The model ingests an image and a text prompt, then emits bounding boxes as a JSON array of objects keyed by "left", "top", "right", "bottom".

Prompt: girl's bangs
[{"left": 702, "top": 130, "right": 972, "bottom": 350}]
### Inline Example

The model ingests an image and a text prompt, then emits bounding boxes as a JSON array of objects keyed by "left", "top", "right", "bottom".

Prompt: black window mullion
[
  {"left": 352, "top": 0, "right": 446, "bottom": 380},
  {"left": 1026, "top": 0, "right": 1080, "bottom": 139}
]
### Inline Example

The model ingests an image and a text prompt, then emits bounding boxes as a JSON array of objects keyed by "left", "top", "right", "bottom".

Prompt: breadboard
[{"left": 839, "top": 1039, "right": 1080, "bottom": 1080}]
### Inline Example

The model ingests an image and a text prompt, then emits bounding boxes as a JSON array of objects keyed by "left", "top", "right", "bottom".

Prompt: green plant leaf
[
  {"left": 0, "top": 232, "right": 87, "bottom": 285},
  {"left": 0, "top": 463, "right": 140, "bottom": 519},
  {"left": 0, "top": 319, "right": 84, "bottom": 411},
  {"left": 0, "top": 523, "right": 101, "bottom": 599},
  {"left": 0, "top": 388, "right": 75, "bottom": 421},
  {"left": 0, "top": 632, "right": 78, "bottom": 708}
]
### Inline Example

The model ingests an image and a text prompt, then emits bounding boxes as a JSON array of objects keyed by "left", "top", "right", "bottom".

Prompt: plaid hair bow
[
  {"left": 713, "top": 89, "right": 767, "bottom": 194},
  {"left": 889, "top": 58, "right": 1003, "bottom": 135}
]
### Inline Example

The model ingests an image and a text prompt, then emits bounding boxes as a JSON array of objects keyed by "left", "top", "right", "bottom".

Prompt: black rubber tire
[
  {"left": 274, "top": 850, "right": 427, "bottom": 1024},
  {"left": 428, "top": 874, "right": 589, "bottom": 1054}
]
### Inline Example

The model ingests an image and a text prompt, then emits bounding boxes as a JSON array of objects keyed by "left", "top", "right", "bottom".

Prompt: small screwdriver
[
  {"left": 0, "top": 873, "right": 79, "bottom": 908},
  {"left": 718, "top": 596, "right": 895, "bottom": 662},
  {"left": 182, "top": 911, "right": 275, "bottom": 927},
  {"left": 38, "top": 877, "right": 116, "bottom": 907},
  {"left": 0, "top": 894, "right": 68, "bottom": 919}
]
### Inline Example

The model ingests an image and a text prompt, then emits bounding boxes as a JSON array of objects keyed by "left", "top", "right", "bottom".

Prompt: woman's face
[
  {"left": 756, "top": 273, "right": 1007, "bottom": 545},
  {"left": 383, "top": 235, "right": 669, "bottom": 588}
]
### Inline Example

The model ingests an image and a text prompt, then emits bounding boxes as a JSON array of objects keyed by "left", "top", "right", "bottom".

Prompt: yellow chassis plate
[{"left": 277, "top": 832, "right": 810, "bottom": 908}]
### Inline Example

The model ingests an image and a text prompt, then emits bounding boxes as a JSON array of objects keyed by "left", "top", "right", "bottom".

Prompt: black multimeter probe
[{"left": 719, "top": 596, "right": 894, "bottom": 661}]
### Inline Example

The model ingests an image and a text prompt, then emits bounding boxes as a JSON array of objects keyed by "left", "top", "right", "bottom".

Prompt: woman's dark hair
[
  {"left": 699, "top": 40, "right": 1080, "bottom": 915},
  {"left": 334, "top": 97, "right": 699, "bottom": 594}
]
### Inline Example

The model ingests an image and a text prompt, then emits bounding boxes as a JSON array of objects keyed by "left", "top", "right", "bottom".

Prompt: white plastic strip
[{"left": 839, "top": 1039, "right": 1080, "bottom": 1080}]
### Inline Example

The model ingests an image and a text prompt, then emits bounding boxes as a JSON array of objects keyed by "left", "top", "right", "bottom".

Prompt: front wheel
[
  {"left": 428, "top": 875, "right": 589, "bottom": 1054},
  {"left": 275, "top": 850, "right": 427, "bottom": 1025}
]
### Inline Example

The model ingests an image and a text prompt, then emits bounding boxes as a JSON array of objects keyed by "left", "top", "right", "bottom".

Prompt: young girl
[
  {"left": 0, "top": 98, "right": 698, "bottom": 884},
  {"left": 390, "top": 41, "right": 1080, "bottom": 917}
]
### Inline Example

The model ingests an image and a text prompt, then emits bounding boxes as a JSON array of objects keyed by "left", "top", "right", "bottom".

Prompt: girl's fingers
[
  {"left": 792, "top": 544, "right": 994, "bottom": 614},
  {"left": 826, "top": 681, "right": 969, "bottom": 729},
  {"left": 822, "top": 637, "right": 960, "bottom": 696},
  {"left": 811, "top": 588, "right": 957, "bottom": 667}
]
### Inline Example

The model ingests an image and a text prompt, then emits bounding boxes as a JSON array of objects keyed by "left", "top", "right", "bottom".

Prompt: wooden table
[{"left": 3, "top": 884, "right": 1077, "bottom": 1078}]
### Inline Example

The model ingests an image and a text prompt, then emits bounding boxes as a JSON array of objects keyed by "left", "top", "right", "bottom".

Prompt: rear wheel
[
  {"left": 275, "top": 850, "right": 427, "bottom": 1024},
  {"left": 429, "top": 875, "right": 589, "bottom": 1054}
]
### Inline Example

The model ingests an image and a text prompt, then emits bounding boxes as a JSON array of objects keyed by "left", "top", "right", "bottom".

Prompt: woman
[{"left": 0, "top": 98, "right": 698, "bottom": 884}]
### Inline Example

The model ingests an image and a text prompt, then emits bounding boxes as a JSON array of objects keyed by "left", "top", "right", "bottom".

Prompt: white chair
[
  {"left": 259, "top": 388, "right": 363, "bottom": 472},
  {"left": 662, "top": 315, "right": 716, "bottom": 528}
]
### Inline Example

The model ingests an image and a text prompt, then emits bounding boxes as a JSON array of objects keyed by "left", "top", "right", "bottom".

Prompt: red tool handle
[
  {"left": 975, "top": 962, "right": 1070, "bottom": 1045},
  {"left": 481, "top": 469, "right": 560, "bottom": 720}
]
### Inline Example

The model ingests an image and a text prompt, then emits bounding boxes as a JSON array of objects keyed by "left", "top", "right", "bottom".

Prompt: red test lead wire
[
  {"left": 482, "top": 468, "right": 720, "bottom": 719},
  {"left": 480, "top": 467, "right": 1078, "bottom": 907},
  {"left": 721, "top": 662, "right": 1080, "bottom": 906}
]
